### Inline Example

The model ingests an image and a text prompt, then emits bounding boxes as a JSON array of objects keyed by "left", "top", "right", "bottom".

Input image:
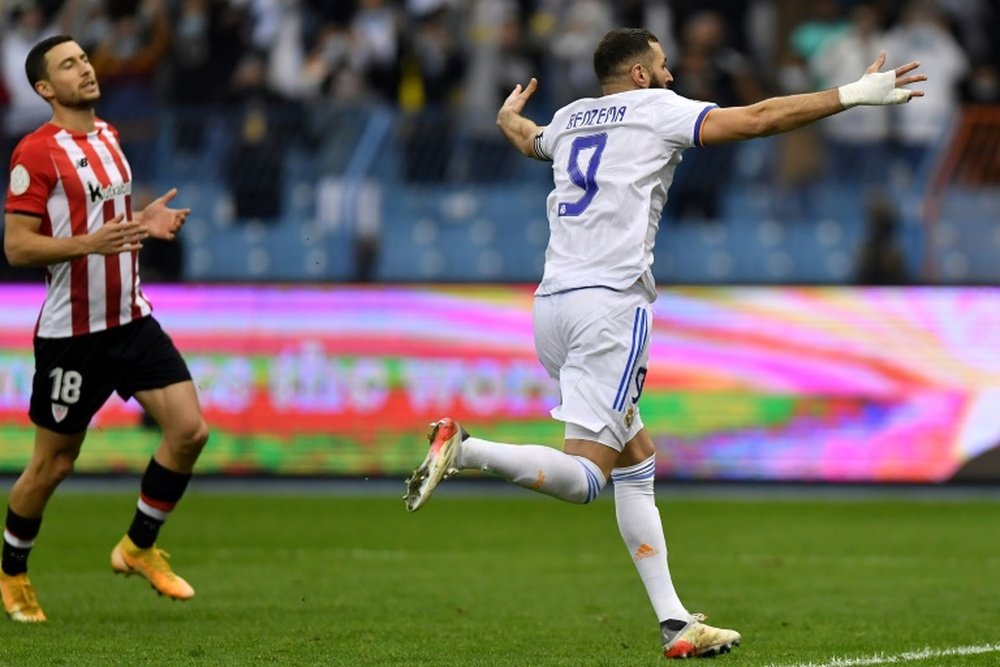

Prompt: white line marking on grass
[{"left": 765, "top": 643, "right": 1000, "bottom": 667}]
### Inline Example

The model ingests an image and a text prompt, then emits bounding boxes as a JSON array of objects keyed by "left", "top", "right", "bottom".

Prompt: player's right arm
[
  {"left": 497, "top": 77, "right": 548, "bottom": 159},
  {"left": 4, "top": 212, "right": 146, "bottom": 267},
  {"left": 5, "top": 137, "right": 147, "bottom": 268},
  {"left": 699, "top": 53, "right": 925, "bottom": 146}
]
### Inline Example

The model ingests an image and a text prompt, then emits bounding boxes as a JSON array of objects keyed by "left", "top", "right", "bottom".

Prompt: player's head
[
  {"left": 593, "top": 28, "right": 672, "bottom": 91},
  {"left": 25, "top": 35, "right": 100, "bottom": 110}
]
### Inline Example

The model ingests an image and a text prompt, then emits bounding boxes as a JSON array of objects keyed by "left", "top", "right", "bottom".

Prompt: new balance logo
[
  {"left": 76, "top": 157, "right": 88, "bottom": 168},
  {"left": 634, "top": 543, "right": 659, "bottom": 561}
]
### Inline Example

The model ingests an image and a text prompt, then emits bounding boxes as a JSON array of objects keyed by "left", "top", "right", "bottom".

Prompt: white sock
[
  {"left": 612, "top": 456, "right": 689, "bottom": 623},
  {"left": 459, "top": 436, "right": 605, "bottom": 503}
]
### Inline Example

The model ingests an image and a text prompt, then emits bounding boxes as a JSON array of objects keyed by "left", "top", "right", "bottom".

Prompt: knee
[
  {"left": 188, "top": 418, "right": 210, "bottom": 452},
  {"left": 51, "top": 453, "right": 76, "bottom": 484},
  {"left": 29, "top": 452, "right": 76, "bottom": 488},
  {"left": 570, "top": 456, "right": 608, "bottom": 504},
  {"left": 171, "top": 418, "right": 210, "bottom": 459}
]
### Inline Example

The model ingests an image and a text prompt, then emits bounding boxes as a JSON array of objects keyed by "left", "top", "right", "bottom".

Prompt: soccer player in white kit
[{"left": 405, "top": 28, "right": 925, "bottom": 659}]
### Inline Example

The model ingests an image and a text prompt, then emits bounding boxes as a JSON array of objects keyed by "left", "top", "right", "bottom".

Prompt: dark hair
[
  {"left": 593, "top": 28, "right": 659, "bottom": 83},
  {"left": 25, "top": 35, "right": 75, "bottom": 88}
]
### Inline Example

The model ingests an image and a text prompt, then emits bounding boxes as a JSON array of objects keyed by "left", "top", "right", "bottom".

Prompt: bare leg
[
  {"left": 133, "top": 380, "right": 209, "bottom": 473},
  {"left": 9, "top": 427, "right": 86, "bottom": 518}
]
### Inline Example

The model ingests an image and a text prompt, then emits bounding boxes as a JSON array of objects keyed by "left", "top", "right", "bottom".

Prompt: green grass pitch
[{"left": 0, "top": 486, "right": 997, "bottom": 666}]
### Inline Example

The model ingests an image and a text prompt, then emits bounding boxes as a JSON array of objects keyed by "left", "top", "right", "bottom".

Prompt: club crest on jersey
[
  {"left": 51, "top": 403, "right": 68, "bottom": 423},
  {"left": 87, "top": 181, "right": 131, "bottom": 203},
  {"left": 624, "top": 406, "right": 635, "bottom": 429},
  {"left": 9, "top": 164, "right": 29, "bottom": 195}
]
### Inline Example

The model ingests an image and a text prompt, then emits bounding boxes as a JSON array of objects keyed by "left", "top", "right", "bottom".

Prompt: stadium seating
[
  {"left": 144, "top": 107, "right": 995, "bottom": 285},
  {"left": 931, "top": 189, "right": 1000, "bottom": 283},
  {"left": 375, "top": 186, "right": 549, "bottom": 282}
]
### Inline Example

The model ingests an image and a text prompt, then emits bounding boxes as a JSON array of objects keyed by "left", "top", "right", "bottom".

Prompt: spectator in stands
[
  {"left": 884, "top": 0, "right": 968, "bottom": 183},
  {"left": 665, "top": 11, "right": 762, "bottom": 222},
  {"left": 934, "top": 0, "right": 994, "bottom": 67},
  {"left": 350, "top": 0, "right": 401, "bottom": 104},
  {"left": 88, "top": 0, "right": 171, "bottom": 184},
  {"left": 811, "top": 2, "right": 891, "bottom": 184},
  {"left": 168, "top": 0, "right": 250, "bottom": 154},
  {"left": 398, "top": 2, "right": 464, "bottom": 182},
  {"left": 301, "top": 23, "right": 366, "bottom": 102},
  {"left": 668, "top": 0, "right": 754, "bottom": 60},
  {"left": 0, "top": 37, "right": 8, "bottom": 126},
  {"left": 963, "top": 61, "right": 999, "bottom": 104},
  {"left": 770, "top": 0, "right": 848, "bottom": 219},
  {"left": 543, "top": 0, "right": 614, "bottom": 107},
  {"left": 788, "top": 0, "right": 848, "bottom": 73},
  {"left": 54, "top": 0, "right": 107, "bottom": 51},
  {"left": 0, "top": 3, "right": 49, "bottom": 283},
  {"left": 1, "top": 1, "right": 58, "bottom": 164},
  {"left": 223, "top": 53, "right": 292, "bottom": 221},
  {"left": 462, "top": 1, "right": 541, "bottom": 183},
  {"left": 855, "top": 190, "right": 909, "bottom": 285},
  {"left": 245, "top": 0, "right": 310, "bottom": 100}
]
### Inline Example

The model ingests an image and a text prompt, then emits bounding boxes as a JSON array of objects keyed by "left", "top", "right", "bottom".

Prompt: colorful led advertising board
[{"left": 1, "top": 284, "right": 998, "bottom": 481}]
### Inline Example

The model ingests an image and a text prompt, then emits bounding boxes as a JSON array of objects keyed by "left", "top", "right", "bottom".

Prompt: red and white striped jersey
[{"left": 4, "top": 120, "right": 152, "bottom": 338}]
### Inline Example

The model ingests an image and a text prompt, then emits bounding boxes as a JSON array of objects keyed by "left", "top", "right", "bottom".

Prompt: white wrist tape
[{"left": 838, "top": 70, "right": 912, "bottom": 108}]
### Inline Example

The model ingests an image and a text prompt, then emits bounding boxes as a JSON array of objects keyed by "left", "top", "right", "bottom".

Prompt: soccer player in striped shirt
[
  {"left": 1, "top": 35, "right": 209, "bottom": 622},
  {"left": 406, "top": 28, "right": 925, "bottom": 658}
]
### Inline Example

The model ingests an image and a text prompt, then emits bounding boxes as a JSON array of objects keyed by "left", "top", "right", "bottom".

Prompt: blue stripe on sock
[
  {"left": 576, "top": 459, "right": 602, "bottom": 502},
  {"left": 585, "top": 467, "right": 598, "bottom": 502},
  {"left": 612, "top": 459, "right": 656, "bottom": 482},
  {"left": 625, "top": 460, "right": 655, "bottom": 476}
]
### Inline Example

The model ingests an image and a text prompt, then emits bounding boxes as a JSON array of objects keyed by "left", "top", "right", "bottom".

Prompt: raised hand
[
  {"left": 502, "top": 78, "right": 539, "bottom": 116},
  {"left": 140, "top": 188, "right": 191, "bottom": 241},
  {"left": 839, "top": 53, "right": 927, "bottom": 107},
  {"left": 865, "top": 52, "right": 927, "bottom": 100}
]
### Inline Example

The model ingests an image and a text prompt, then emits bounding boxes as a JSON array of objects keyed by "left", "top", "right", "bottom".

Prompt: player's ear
[
  {"left": 34, "top": 80, "right": 54, "bottom": 101},
  {"left": 629, "top": 62, "right": 648, "bottom": 89}
]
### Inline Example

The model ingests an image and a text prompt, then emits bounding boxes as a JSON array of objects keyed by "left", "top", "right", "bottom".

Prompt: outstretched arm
[
  {"left": 135, "top": 188, "right": 191, "bottom": 241},
  {"left": 497, "top": 78, "right": 547, "bottom": 159},
  {"left": 700, "top": 53, "right": 925, "bottom": 146}
]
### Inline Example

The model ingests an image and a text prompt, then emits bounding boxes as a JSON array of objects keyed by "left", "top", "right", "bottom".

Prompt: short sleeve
[
  {"left": 655, "top": 91, "right": 718, "bottom": 149},
  {"left": 5, "top": 138, "right": 56, "bottom": 217}
]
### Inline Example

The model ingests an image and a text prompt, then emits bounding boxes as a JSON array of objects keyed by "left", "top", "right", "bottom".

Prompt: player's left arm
[
  {"left": 699, "top": 53, "right": 925, "bottom": 146},
  {"left": 134, "top": 188, "right": 190, "bottom": 241},
  {"left": 497, "top": 78, "right": 548, "bottom": 159}
]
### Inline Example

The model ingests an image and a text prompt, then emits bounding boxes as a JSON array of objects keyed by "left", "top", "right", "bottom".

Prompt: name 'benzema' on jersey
[
  {"left": 532, "top": 88, "right": 716, "bottom": 300},
  {"left": 564, "top": 104, "right": 628, "bottom": 130}
]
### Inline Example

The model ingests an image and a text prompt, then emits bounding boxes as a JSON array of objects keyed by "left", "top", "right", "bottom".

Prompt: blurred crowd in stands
[{"left": 1, "top": 0, "right": 998, "bottom": 284}]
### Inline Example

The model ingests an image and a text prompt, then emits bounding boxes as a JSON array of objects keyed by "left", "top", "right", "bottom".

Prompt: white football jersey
[{"left": 533, "top": 88, "right": 715, "bottom": 298}]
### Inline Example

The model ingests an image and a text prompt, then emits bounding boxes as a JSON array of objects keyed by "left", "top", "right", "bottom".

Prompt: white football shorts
[{"left": 532, "top": 282, "right": 652, "bottom": 452}]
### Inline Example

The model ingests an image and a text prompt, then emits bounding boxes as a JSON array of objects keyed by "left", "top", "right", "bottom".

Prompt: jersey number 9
[{"left": 558, "top": 133, "right": 608, "bottom": 217}]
